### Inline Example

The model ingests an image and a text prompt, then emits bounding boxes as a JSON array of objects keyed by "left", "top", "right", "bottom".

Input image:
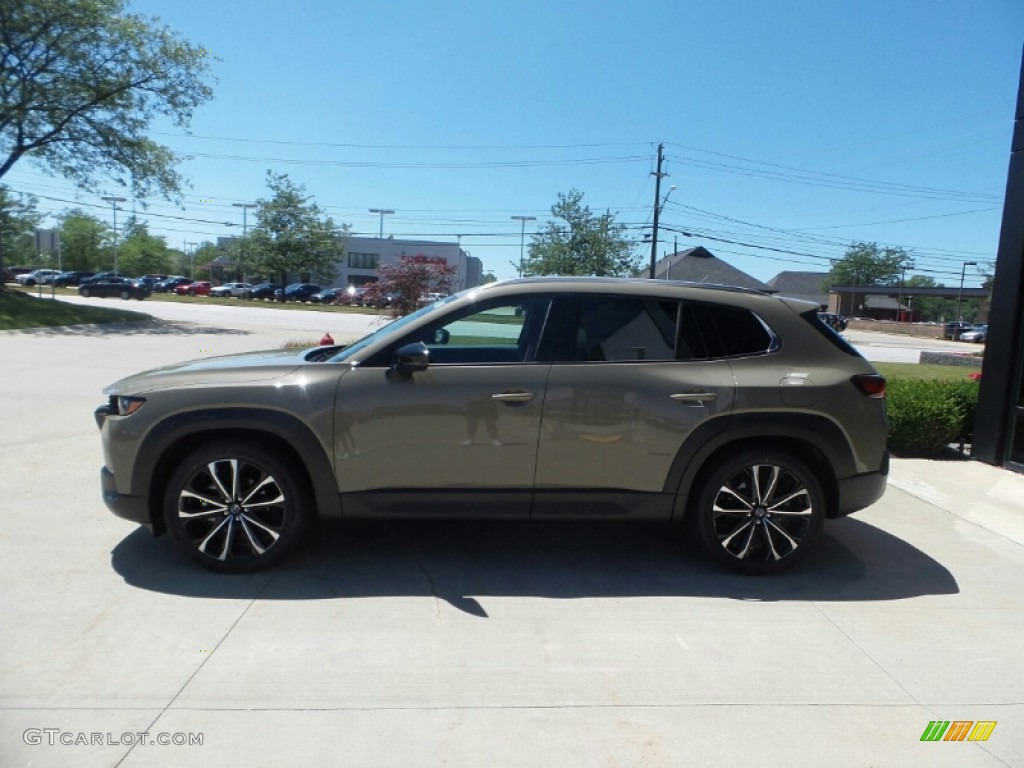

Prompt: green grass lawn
[
  {"left": 874, "top": 362, "right": 981, "bottom": 381},
  {"left": 0, "top": 290, "right": 149, "bottom": 330}
]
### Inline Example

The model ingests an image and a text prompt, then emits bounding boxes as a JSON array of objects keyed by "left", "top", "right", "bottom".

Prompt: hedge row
[{"left": 885, "top": 378, "right": 979, "bottom": 455}]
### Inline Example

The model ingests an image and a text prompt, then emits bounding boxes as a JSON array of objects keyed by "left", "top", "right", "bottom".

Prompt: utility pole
[
  {"left": 511, "top": 215, "right": 536, "bottom": 277},
  {"left": 649, "top": 143, "right": 665, "bottom": 279}
]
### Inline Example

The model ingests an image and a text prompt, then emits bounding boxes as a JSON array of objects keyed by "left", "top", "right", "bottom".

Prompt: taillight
[{"left": 851, "top": 374, "right": 886, "bottom": 399}]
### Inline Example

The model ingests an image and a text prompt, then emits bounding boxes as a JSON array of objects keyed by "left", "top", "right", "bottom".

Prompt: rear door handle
[
  {"left": 670, "top": 392, "right": 718, "bottom": 404},
  {"left": 492, "top": 390, "right": 535, "bottom": 404}
]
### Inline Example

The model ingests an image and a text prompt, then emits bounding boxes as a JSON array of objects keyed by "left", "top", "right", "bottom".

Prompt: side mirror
[
  {"left": 391, "top": 341, "right": 430, "bottom": 375},
  {"left": 433, "top": 328, "right": 450, "bottom": 345}
]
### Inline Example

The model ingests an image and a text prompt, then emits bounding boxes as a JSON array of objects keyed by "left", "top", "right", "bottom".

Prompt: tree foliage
[
  {"left": 0, "top": 186, "right": 42, "bottom": 278},
  {"left": 823, "top": 242, "right": 912, "bottom": 289},
  {"left": 364, "top": 254, "right": 455, "bottom": 316},
  {"left": 118, "top": 219, "right": 173, "bottom": 276},
  {"left": 524, "top": 189, "right": 637, "bottom": 277},
  {"left": 248, "top": 172, "right": 346, "bottom": 284},
  {"left": 0, "top": 0, "right": 215, "bottom": 199},
  {"left": 58, "top": 210, "right": 109, "bottom": 271}
]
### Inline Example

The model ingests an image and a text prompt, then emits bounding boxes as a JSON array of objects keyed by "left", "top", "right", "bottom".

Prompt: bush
[{"left": 886, "top": 379, "right": 979, "bottom": 455}]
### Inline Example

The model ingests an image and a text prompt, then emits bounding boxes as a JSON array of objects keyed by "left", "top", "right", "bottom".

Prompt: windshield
[{"left": 328, "top": 291, "right": 464, "bottom": 363}]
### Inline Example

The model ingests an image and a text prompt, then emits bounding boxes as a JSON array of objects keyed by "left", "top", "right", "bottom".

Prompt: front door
[{"left": 333, "top": 296, "right": 553, "bottom": 517}]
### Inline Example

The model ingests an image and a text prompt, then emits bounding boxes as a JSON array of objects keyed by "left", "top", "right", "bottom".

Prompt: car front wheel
[
  {"left": 163, "top": 442, "right": 311, "bottom": 573},
  {"left": 694, "top": 450, "right": 824, "bottom": 574},
  {"left": 80, "top": 287, "right": 90, "bottom": 297}
]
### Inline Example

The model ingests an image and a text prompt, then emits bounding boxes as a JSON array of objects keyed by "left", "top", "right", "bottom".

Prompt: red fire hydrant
[{"left": 320, "top": 332, "right": 334, "bottom": 346}]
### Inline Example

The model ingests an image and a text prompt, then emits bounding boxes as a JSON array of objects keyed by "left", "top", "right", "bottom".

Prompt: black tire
[
  {"left": 693, "top": 450, "right": 824, "bottom": 575},
  {"left": 163, "top": 441, "right": 311, "bottom": 573},
  {"left": 80, "top": 287, "right": 90, "bottom": 297},
  {"left": 119, "top": 290, "right": 130, "bottom": 300},
  {"left": 187, "top": 288, "right": 196, "bottom": 296}
]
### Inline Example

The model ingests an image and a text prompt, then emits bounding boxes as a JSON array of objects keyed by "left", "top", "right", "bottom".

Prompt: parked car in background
[
  {"left": 4, "top": 267, "right": 33, "bottom": 283},
  {"left": 309, "top": 287, "right": 344, "bottom": 304},
  {"left": 153, "top": 276, "right": 191, "bottom": 293},
  {"left": 209, "top": 282, "right": 252, "bottom": 298},
  {"left": 133, "top": 277, "right": 162, "bottom": 292},
  {"left": 817, "top": 312, "right": 848, "bottom": 332},
  {"left": 52, "top": 271, "right": 96, "bottom": 287},
  {"left": 175, "top": 281, "right": 212, "bottom": 296},
  {"left": 78, "top": 276, "right": 150, "bottom": 300},
  {"left": 15, "top": 269, "right": 62, "bottom": 286},
  {"left": 279, "top": 283, "right": 322, "bottom": 302},
  {"left": 82, "top": 271, "right": 129, "bottom": 285},
  {"left": 942, "top": 321, "right": 974, "bottom": 340},
  {"left": 246, "top": 282, "right": 283, "bottom": 300},
  {"left": 957, "top": 324, "right": 988, "bottom": 343},
  {"left": 94, "top": 277, "right": 889, "bottom": 575}
]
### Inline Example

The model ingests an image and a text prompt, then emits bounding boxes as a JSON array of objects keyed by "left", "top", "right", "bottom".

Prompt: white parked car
[
  {"left": 16, "top": 269, "right": 62, "bottom": 286},
  {"left": 209, "top": 282, "right": 252, "bottom": 298}
]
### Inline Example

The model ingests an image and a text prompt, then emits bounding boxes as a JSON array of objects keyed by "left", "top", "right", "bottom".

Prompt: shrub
[{"left": 886, "top": 379, "right": 979, "bottom": 455}]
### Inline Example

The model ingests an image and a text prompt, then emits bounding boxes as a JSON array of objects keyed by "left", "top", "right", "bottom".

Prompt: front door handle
[
  {"left": 670, "top": 391, "right": 718, "bottom": 405},
  {"left": 492, "top": 390, "right": 535, "bottom": 404}
]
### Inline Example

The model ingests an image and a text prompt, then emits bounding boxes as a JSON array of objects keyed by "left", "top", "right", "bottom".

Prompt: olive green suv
[{"left": 95, "top": 277, "right": 889, "bottom": 574}]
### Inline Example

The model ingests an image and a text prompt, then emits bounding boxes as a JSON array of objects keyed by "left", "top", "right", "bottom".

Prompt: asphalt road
[{"left": 1, "top": 302, "right": 1019, "bottom": 767}]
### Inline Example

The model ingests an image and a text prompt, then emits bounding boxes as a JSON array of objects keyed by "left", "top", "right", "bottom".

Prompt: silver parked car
[
  {"left": 94, "top": 278, "right": 889, "bottom": 574},
  {"left": 209, "top": 282, "right": 252, "bottom": 298}
]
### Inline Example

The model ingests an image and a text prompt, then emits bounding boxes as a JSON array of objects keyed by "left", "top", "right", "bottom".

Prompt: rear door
[{"left": 533, "top": 294, "right": 735, "bottom": 518}]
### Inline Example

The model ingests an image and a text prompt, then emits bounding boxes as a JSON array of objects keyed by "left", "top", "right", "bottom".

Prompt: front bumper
[{"left": 100, "top": 466, "right": 151, "bottom": 525}]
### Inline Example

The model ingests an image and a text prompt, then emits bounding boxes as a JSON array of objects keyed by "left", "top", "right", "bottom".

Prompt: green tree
[
  {"left": 524, "top": 189, "right": 636, "bottom": 276},
  {"left": 823, "top": 242, "right": 912, "bottom": 290},
  {"left": 118, "top": 221, "right": 173, "bottom": 276},
  {"left": 0, "top": 0, "right": 215, "bottom": 200},
  {"left": 248, "top": 172, "right": 346, "bottom": 284},
  {"left": 58, "top": 210, "right": 110, "bottom": 271},
  {"left": 0, "top": 186, "right": 42, "bottom": 280}
]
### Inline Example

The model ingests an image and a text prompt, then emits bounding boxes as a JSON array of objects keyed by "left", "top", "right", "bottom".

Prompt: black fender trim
[{"left": 133, "top": 408, "right": 340, "bottom": 520}]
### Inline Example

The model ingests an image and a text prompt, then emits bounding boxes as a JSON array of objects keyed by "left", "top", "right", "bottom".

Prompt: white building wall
[{"left": 327, "top": 236, "right": 480, "bottom": 292}]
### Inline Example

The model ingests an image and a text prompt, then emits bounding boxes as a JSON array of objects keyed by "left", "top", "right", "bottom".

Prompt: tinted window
[
  {"left": 568, "top": 297, "right": 677, "bottom": 362},
  {"left": 701, "top": 305, "right": 775, "bottom": 358}
]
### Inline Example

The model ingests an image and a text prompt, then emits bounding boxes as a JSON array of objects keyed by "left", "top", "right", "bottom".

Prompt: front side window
[{"left": 416, "top": 297, "right": 551, "bottom": 365}]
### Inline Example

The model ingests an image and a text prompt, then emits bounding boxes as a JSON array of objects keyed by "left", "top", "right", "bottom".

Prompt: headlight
[{"left": 117, "top": 396, "right": 147, "bottom": 416}]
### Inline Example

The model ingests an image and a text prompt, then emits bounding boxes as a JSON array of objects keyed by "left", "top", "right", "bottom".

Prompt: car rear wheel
[
  {"left": 163, "top": 442, "right": 311, "bottom": 573},
  {"left": 119, "top": 290, "right": 130, "bottom": 300},
  {"left": 80, "top": 287, "right": 90, "bottom": 297},
  {"left": 187, "top": 288, "right": 196, "bottom": 296},
  {"left": 694, "top": 450, "right": 824, "bottom": 574}
]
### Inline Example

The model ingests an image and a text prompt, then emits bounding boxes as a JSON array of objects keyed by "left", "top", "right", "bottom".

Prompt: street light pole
[
  {"left": 511, "top": 215, "right": 536, "bottom": 277},
  {"left": 897, "top": 265, "right": 906, "bottom": 322},
  {"left": 369, "top": 208, "right": 394, "bottom": 239},
  {"left": 956, "top": 260, "right": 978, "bottom": 326},
  {"left": 101, "top": 196, "right": 126, "bottom": 273},
  {"left": 232, "top": 203, "right": 256, "bottom": 280}
]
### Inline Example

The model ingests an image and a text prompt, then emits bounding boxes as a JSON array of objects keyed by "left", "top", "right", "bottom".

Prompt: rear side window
[
  {"left": 699, "top": 304, "right": 776, "bottom": 358},
  {"left": 568, "top": 296, "right": 677, "bottom": 361}
]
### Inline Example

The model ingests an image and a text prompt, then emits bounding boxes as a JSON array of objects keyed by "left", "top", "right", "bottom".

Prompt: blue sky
[{"left": 6, "top": 0, "right": 1023, "bottom": 286}]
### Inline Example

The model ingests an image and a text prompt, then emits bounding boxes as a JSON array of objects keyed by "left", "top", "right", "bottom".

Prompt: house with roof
[
  {"left": 764, "top": 271, "right": 831, "bottom": 309},
  {"left": 647, "top": 246, "right": 773, "bottom": 290}
]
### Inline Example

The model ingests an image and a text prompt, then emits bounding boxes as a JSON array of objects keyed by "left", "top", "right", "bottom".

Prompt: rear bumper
[
  {"left": 834, "top": 451, "right": 890, "bottom": 517},
  {"left": 100, "top": 466, "right": 152, "bottom": 525}
]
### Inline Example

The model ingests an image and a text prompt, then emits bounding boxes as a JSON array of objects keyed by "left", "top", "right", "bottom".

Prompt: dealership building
[{"left": 974, "top": 52, "right": 1024, "bottom": 473}]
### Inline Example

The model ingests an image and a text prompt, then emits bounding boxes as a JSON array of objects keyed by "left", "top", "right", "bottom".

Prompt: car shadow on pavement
[
  {"left": 110, "top": 517, "right": 958, "bottom": 616},
  {"left": 9, "top": 319, "right": 252, "bottom": 336}
]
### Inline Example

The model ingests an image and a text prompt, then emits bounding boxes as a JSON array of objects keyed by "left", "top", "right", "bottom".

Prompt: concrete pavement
[{"left": 1, "top": 312, "right": 1022, "bottom": 767}]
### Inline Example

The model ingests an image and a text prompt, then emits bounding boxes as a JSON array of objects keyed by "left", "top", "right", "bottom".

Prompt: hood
[{"left": 104, "top": 347, "right": 313, "bottom": 395}]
